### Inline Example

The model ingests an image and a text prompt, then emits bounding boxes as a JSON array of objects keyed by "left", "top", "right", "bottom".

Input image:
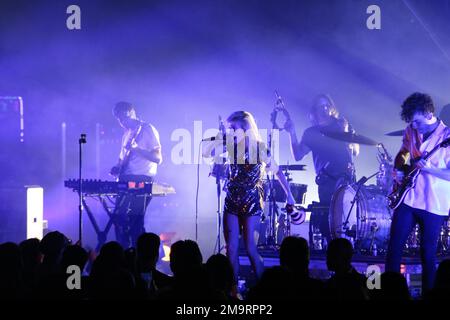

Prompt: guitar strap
[{"left": 119, "top": 123, "right": 145, "bottom": 178}]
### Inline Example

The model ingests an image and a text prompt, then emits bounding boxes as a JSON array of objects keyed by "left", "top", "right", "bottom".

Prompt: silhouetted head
[
  {"left": 90, "top": 242, "right": 135, "bottom": 299},
  {"left": 136, "top": 232, "right": 161, "bottom": 270},
  {"left": 206, "top": 254, "right": 235, "bottom": 294},
  {"left": 0, "top": 242, "right": 22, "bottom": 273},
  {"left": 40, "top": 231, "right": 69, "bottom": 262},
  {"left": 376, "top": 272, "right": 410, "bottom": 300},
  {"left": 326, "top": 238, "right": 354, "bottom": 273},
  {"left": 96, "top": 241, "right": 125, "bottom": 271},
  {"left": 170, "top": 240, "right": 203, "bottom": 277},
  {"left": 279, "top": 236, "right": 309, "bottom": 274},
  {"left": 435, "top": 259, "right": 450, "bottom": 289},
  {"left": 61, "top": 245, "right": 88, "bottom": 272},
  {"left": 19, "top": 238, "right": 42, "bottom": 269},
  {"left": 247, "top": 266, "right": 293, "bottom": 300}
]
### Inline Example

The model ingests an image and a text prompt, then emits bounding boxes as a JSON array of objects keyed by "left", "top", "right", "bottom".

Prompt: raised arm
[{"left": 284, "top": 116, "right": 310, "bottom": 161}]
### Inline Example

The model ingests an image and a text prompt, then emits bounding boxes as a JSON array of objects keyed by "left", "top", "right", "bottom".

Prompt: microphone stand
[
  {"left": 78, "top": 134, "right": 87, "bottom": 246},
  {"left": 262, "top": 90, "right": 286, "bottom": 249},
  {"left": 215, "top": 169, "right": 223, "bottom": 254},
  {"left": 341, "top": 171, "right": 378, "bottom": 249},
  {"left": 264, "top": 122, "right": 279, "bottom": 248},
  {"left": 212, "top": 116, "right": 227, "bottom": 254}
]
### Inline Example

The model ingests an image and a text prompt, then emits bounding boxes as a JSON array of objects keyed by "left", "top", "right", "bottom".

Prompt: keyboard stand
[{"left": 82, "top": 195, "right": 121, "bottom": 252}]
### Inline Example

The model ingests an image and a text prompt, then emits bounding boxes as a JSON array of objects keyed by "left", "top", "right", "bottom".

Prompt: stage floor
[{"left": 238, "top": 247, "right": 450, "bottom": 298}]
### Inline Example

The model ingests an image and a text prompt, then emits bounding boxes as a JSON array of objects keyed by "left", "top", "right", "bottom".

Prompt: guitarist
[
  {"left": 386, "top": 92, "right": 450, "bottom": 294},
  {"left": 110, "top": 101, "right": 163, "bottom": 248}
]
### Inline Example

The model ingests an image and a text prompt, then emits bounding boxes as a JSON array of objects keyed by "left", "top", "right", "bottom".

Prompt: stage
[{"left": 238, "top": 247, "right": 450, "bottom": 298}]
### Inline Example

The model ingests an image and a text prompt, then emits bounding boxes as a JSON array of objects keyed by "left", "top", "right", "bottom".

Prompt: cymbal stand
[
  {"left": 280, "top": 167, "right": 293, "bottom": 240},
  {"left": 341, "top": 172, "right": 378, "bottom": 251},
  {"left": 264, "top": 172, "right": 279, "bottom": 248},
  {"left": 262, "top": 117, "right": 280, "bottom": 249}
]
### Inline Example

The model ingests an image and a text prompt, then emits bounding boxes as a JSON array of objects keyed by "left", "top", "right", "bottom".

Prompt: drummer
[{"left": 283, "top": 94, "right": 359, "bottom": 205}]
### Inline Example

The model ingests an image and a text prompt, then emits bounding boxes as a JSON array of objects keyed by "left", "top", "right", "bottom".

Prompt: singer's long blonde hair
[{"left": 226, "top": 111, "right": 262, "bottom": 142}]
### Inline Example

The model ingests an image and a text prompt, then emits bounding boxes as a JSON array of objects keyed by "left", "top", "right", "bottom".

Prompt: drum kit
[
  {"left": 258, "top": 126, "right": 450, "bottom": 257},
  {"left": 259, "top": 165, "right": 308, "bottom": 248}
]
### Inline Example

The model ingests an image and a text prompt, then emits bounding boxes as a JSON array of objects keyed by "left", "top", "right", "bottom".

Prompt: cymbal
[
  {"left": 320, "top": 130, "right": 379, "bottom": 146},
  {"left": 279, "top": 164, "right": 306, "bottom": 171},
  {"left": 385, "top": 129, "right": 405, "bottom": 137}
]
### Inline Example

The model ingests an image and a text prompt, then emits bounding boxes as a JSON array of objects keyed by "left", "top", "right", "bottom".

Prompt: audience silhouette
[
  {"left": 325, "top": 238, "right": 369, "bottom": 300},
  {"left": 426, "top": 259, "right": 450, "bottom": 300},
  {"left": 1, "top": 231, "right": 448, "bottom": 301},
  {"left": 279, "top": 236, "right": 324, "bottom": 299}
]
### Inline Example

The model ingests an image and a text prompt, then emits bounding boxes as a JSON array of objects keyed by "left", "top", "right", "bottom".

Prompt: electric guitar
[
  {"left": 388, "top": 137, "right": 450, "bottom": 210},
  {"left": 112, "top": 122, "right": 145, "bottom": 181}
]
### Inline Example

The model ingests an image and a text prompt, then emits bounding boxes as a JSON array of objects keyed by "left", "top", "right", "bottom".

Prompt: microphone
[
  {"left": 202, "top": 115, "right": 227, "bottom": 141},
  {"left": 202, "top": 134, "right": 226, "bottom": 141},
  {"left": 79, "top": 133, "right": 87, "bottom": 144},
  {"left": 356, "top": 176, "right": 368, "bottom": 185},
  {"left": 219, "top": 115, "right": 226, "bottom": 135}
]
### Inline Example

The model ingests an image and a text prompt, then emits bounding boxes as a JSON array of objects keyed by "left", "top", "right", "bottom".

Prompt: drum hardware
[
  {"left": 376, "top": 143, "right": 394, "bottom": 192},
  {"left": 260, "top": 179, "right": 308, "bottom": 247},
  {"left": 377, "top": 143, "right": 393, "bottom": 163},
  {"left": 368, "top": 223, "right": 380, "bottom": 255},
  {"left": 404, "top": 219, "right": 450, "bottom": 256},
  {"left": 299, "top": 202, "right": 331, "bottom": 252},
  {"left": 263, "top": 174, "right": 281, "bottom": 248},
  {"left": 336, "top": 228, "right": 357, "bottom": 238},
  {"left": 330, "top": 183, "right": 392, "bottom": 256},
  {"left": 438, "top": 223, "right": 449, "bottom": 255},
  {"left": 312, "top": 227, "right": 324, "bottom": 251},
  {"left": 385, "top": 129, "right": 405, "bottom": 137},
  {"left": 259, "top": 92, "right": 308, "bottom": 249},
  {"left": 264, "top": 180, "right": 308, "bottom": 204},
  {"left": 340, "top": 172, "right": 379, "bottom": 242},
  {"left": 320, "top": 130, "right": 379, "bottom": 146},
  {"left": 262, "top": 94, "right": 286, "bottom": 249}
]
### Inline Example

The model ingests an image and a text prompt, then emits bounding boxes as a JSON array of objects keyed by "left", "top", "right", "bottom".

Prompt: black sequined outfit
[{"left": 224, "top": 146, "right": 267, "bottom": 217}]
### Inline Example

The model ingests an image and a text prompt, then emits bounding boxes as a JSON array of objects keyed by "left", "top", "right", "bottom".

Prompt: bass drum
[{"left": 329, "top": 184, "right": 392, "bottom": 255}]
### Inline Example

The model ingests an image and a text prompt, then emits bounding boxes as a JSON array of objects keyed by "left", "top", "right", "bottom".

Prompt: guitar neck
[
  {"left": 423, "top": 142, "right": 441, "bottom": 160},
  {"left": 119, "top": 124, "right": 144, "bottom": 176},
  {"left": 408, "top": 139, "right": 446, "bottom": 176}
]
